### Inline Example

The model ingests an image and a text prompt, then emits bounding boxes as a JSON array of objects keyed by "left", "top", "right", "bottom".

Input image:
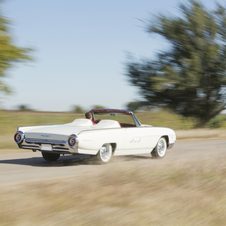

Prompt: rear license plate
[{"left": 41, "top": 144, "right": 52, "bottom": 151}]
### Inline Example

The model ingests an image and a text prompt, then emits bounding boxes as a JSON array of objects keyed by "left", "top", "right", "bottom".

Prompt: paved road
[{"left": 0, "top": 140, "right": 225, "bottom": 185}]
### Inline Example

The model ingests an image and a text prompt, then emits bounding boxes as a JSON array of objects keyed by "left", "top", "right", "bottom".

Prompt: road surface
[{"left": 0, "top": 140, "right": 225, "bottom": 185}]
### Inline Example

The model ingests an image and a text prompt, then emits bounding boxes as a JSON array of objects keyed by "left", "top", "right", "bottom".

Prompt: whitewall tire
[
  {"left": 96, "top": 144, "right": 112, "bottom": 163},
  {"left": 151, "top": 137, "right": 167, "bottom": 158}
]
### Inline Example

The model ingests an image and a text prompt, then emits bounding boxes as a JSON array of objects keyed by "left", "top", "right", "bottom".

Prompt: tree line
[
  {"left": 126, "top": 0, "right": 226, "bottom": 126},
  {"left": 1, "top": 0, "right": 226, "bottom": 127}
]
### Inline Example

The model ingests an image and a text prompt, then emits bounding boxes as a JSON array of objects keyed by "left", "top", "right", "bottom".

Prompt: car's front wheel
[
  {"left": 95, "top": 144, "right": 112, "bottom": 163},
  {"left": 151, "top": 137, "right": 167, "bottom": 158},
  {"left": 42, "top": 152, "right": 60, "bottom": 161}
]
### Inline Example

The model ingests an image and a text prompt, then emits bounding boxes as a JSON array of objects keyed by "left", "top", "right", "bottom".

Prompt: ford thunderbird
[{"left": 14, "top": 109, "right": 176, "bottom": 163}]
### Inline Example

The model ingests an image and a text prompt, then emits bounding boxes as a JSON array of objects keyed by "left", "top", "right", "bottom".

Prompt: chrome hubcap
[
  {"left": 157, "top": 139, "right": 166, "bottom": 157},
  {"left": 100, "top": 145, "right": 111, "bottom": 162}
]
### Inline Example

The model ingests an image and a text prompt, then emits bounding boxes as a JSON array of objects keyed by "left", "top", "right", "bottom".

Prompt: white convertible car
[{"left": 14, "top": 109, "right": 176, "bottom": 163}]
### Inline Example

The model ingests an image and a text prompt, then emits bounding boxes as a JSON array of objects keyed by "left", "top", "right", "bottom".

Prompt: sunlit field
[
  {"left": 0, "top": 156, "right": 226, "bottom": 225},
  {"left": 0, "top": 109, "right": 226, "bottom": 151},
  {"left": 1, "top": 109, "right": 226, "bottom": 134}
]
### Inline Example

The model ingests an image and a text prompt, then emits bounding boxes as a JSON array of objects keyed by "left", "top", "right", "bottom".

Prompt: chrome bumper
[
  {"left": 18, "top": 138, "right": 78, "bottom": 154},
  {"left": 167, "top": 143, "right": 174, "bottom": 149}
]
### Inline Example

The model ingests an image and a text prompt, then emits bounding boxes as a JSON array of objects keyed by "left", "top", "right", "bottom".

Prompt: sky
[{"left": 1, "top": 0, "right": 225, "bottom": 112}]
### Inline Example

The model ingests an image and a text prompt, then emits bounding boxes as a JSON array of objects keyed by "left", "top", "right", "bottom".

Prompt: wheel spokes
[
  {"left": 100, "top": 145, "right": 109, "bottom": 161},
  {"left": 157, "top": 140, "right": 165, "bottom": 156}
]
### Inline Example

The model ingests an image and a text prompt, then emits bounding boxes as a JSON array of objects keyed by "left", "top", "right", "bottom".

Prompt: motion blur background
[
  {"left": 1, "top": 1, "right": 226, "bottom": 225},
  {"left": 1, "top": 0, "right": 226, "bottom": 149},
  {"left": 0, "top": 0, "right": 225, "bottom": 112}
]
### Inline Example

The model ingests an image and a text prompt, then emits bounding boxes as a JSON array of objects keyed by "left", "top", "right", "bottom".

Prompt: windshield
[{"left": 93, "top": 112, "right": 136, "bottom": 127}]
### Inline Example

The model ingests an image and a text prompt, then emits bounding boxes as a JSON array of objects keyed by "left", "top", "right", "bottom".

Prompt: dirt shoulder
[{"left": 176, "top": 129, "right": 226, "bottom": 142}]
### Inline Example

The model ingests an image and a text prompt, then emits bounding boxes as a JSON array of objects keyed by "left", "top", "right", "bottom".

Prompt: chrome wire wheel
[
  {"left": 98, "top": 144, "right": 112, "bottom": 163},
  {"left": 151, "top": 137, "right": 167, "bottom": 158},
  {"left": 157, "top": 138, "right": 166, "bottom": 157}
]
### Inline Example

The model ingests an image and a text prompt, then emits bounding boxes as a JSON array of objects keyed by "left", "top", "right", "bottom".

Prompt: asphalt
[{"left": 0, "top": 139, "right": 226, "bottom": 185}]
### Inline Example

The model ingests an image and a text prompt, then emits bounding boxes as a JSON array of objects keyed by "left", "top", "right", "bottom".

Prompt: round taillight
[
  {"left": 14, "top": 131, "right": 24, "bottom": 144},
  {"left": 68, "top": 135, "right": 78, "bottom": 147}
]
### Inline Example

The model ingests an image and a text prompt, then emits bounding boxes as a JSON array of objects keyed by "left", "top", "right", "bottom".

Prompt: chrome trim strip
[
  {"left": 20, "top": 145, "right": 40, "bottom": 150},
  {"left": 24, "top": 138, "right": 66, "bottom": 145},
  {"left": 91, "top": 108, "right": 132, "bottom": 115}
]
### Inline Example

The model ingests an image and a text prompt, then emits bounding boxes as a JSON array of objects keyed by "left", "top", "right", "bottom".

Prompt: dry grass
[
  {"left": 1, "top": 109, "right": 226, "bottom": 135},
  {"left": 1, "top": 157, "right": 226, "bottom": 225},
  {"left": 176, "top": 129, "right": 226, "bottom": 141},
  {"left": 0, "top": 109, "right": 196, "bottom": 136},
  {"left": 0, "top": 135, "right": 19, "bottom": 151},
  {"left": 0, "top": 110, "right": 83, "bottom": 135}
]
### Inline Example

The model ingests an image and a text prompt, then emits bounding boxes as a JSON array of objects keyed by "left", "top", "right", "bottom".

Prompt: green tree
[
  {"left": 18, "top": 104, "right": 33, "bottom": 111},
  {"left": 92, "top": 105, "right": 105, "bottom": 109},
  {"left": 126, "top": 101, "right": 141, "bottom": 112},
  {"left": 0, "top": 4, "right": 31, "bottom": 95},
  {"left": 126, "top": 0, "right": 226, "bottom": 127},
  {"left": 73, "top": 105, "right": 84, "bottom": 113}
]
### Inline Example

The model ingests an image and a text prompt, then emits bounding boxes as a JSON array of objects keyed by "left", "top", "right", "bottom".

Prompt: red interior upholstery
[{"left": 120, "top": 123, "right": 136, "bottom": 128}]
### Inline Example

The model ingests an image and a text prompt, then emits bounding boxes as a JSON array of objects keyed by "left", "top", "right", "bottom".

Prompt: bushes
[{"left": 207, "top": 116, "right": 226, "bottom": 129}]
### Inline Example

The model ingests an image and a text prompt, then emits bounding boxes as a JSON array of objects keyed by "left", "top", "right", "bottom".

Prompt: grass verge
[{"left": 0, "top": 157, "right": 226, "bottom": 225}]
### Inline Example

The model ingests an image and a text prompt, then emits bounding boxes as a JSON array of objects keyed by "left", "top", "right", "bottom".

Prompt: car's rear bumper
[{"left": 18, "top": 138, "right": 78, "bottom": 154}]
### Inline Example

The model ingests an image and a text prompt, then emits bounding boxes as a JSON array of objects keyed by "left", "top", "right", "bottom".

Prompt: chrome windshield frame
[
  {"left": 132, "top": 113, "right": 141, "bottom": 127},
  {"left": 91, "top": 109, "right": 141, "bottom": 127}
]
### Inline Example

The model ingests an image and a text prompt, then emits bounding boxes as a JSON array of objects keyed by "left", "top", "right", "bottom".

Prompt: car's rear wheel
[
  {"left": 95, "top": 144, "right": 112, "bottom": 163},
  {"left": 151, "top": 137, "right": 167, "bottom": 158},
  {"left": 42, "top": 152, "right": 60, "bottom": 161}
]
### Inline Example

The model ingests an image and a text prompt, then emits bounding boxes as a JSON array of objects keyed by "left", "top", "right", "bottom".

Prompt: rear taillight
[
  {"left": 68, "top": 134, "right": 78, "bottom": 147},
  {"left": 14, "top": 131, "right": 24, "bottom": 144}
]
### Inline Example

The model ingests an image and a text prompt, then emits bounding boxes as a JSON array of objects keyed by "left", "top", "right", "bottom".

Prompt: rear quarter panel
[{"left": 77, "top": 128, "right": 125, "bottom": 155}]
